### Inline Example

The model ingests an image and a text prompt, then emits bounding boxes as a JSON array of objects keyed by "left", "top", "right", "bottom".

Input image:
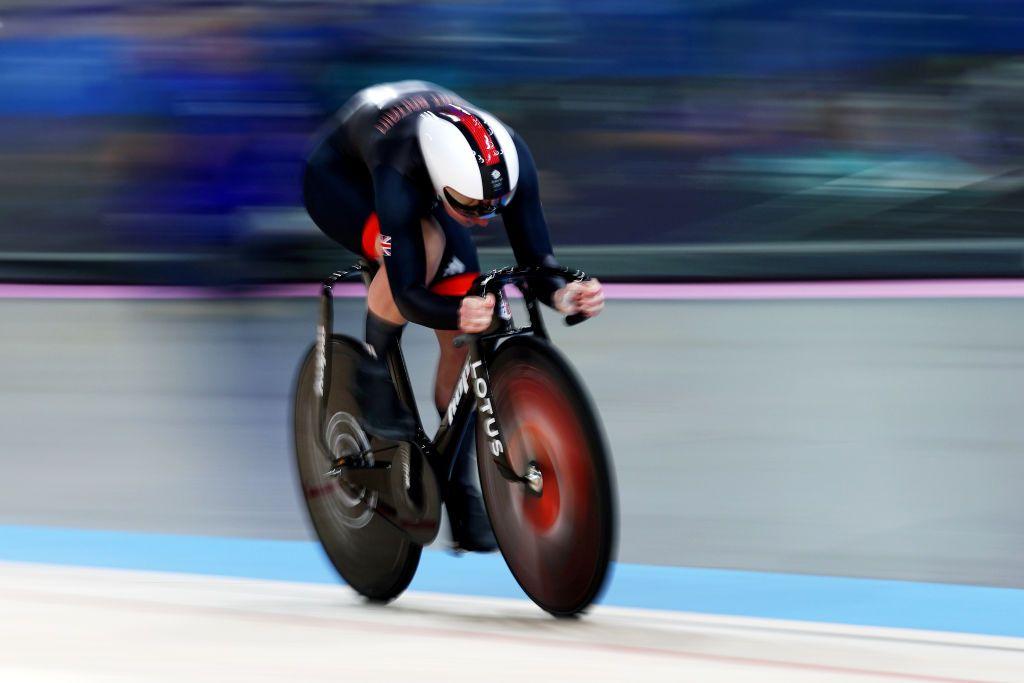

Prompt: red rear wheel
[{"left": 477, "top": 337, "right": 616, "bottom": 616}]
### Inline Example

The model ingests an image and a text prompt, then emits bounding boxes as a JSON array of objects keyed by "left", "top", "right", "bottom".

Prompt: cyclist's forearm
[
  {"left": 524, "top": 253, "right": 566, "bottom": 308},
  {"left": 502, "top": 134, "right": 565, "bottom": 306},
  {"left": 394, "top": 286, "right": 460, "bottom": 330}
]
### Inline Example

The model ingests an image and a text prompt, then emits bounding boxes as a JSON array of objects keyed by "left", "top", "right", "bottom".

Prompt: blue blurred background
[
  {"left": 3, "top": 5, "right": 1024, "bottom": 660},
  {"left": 2, "top": 0, "right": 1023, "bottom": 283}
]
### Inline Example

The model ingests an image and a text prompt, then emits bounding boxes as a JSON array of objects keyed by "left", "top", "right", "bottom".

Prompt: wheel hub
[
  {"left": 523, "top": 462, "right": 544, "bottom": 495},
  {"left": 324, "top": 411, "right": 374, "bottom": 472}
]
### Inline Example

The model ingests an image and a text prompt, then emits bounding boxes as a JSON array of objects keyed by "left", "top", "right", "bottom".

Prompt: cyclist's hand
[
  {"left": 554, "top": 279, "right": 604, "bottom": 318},
  {"left": 459, "top": 294, "right": 495, "bottom": 333}
]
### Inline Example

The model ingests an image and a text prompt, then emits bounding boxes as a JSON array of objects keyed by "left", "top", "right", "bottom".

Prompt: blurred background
[
  {"left": 2, "top": 4, "right": 1024, "bottom": 676},
  {"left": 2, "top": 0, "right": 1023, "bottom": 284}
]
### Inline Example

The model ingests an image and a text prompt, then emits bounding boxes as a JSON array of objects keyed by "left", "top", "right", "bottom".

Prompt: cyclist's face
[
  {"left": 442, "top": 186, "right": 508, "bottom": 227},
  {"left": 442, "top": 199, "right": 491, "bottom": 228}
]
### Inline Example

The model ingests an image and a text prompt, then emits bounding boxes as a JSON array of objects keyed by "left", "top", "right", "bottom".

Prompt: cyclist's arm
[
  {"left": 373, "top": 165, "right": 461, "bottom": 330},
  {"left": 500, "top": 132, "right": 565, "bottom": 304}
]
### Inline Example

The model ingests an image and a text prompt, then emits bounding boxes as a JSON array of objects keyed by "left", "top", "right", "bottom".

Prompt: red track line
[{"left": 0, "top": 586, "right": 987, "bottom": 683}]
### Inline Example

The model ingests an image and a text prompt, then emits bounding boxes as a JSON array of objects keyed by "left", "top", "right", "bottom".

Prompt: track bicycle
[{"left": 292, "top": 262, "right": 617, "bottom": 616}]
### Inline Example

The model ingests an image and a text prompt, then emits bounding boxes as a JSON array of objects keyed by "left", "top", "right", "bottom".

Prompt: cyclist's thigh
[
  {"left": 367, "top": 266, "right": 404, "bottom": 324},
  {"left": 302, "top": 142, "right": 377, "bottom": 259}
]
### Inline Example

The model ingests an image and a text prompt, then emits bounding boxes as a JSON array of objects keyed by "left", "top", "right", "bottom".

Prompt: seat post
[{"left": 316, "top": 261, "right": 367, "bottom": 455}]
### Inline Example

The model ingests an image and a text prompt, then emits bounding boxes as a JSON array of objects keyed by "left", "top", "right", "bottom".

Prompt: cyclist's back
[{"left": 329, "top": 81, "right": 463, "bottom": 177}]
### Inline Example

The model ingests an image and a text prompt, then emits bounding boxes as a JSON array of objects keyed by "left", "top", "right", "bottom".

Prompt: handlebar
[
  {"left": 564, "top": 312, "right": 588, "bottom": 327},
  {"left": 453, "top": 265, "right": 593, "bottom": 347},
  {"left": 469, "top": 264, "right": 588, "bottom": 298}
]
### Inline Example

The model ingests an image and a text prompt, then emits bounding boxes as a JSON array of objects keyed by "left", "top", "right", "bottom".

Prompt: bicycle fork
[{"left": 452, "top": 341, "right": 543, "bottom": 496}]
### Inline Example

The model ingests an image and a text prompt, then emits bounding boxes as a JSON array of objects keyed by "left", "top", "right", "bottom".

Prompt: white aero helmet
[{"left": 418, "top": 104, "right": 519, "bottom": 219}]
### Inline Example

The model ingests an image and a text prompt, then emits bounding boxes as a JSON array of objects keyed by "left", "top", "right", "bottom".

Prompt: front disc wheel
[{"left": 477, "top": 337, "right": 617, "bottom": 617}]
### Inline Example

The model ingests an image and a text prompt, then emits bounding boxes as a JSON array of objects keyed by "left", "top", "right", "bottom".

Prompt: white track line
[{"left": 1, "top": 562, "right": 1021, "bottom": 683}]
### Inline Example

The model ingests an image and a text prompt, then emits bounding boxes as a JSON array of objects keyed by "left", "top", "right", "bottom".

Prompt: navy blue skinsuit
[{"left": 303, "top": 81, "right": 562, "bottom": 329}]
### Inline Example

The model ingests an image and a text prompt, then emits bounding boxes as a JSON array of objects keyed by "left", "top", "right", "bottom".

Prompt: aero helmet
[{"left": 418, "top": 104, "right": 519, "bottom": 219}]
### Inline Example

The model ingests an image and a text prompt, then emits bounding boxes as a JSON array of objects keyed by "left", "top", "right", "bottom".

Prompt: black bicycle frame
[{"left": 316, "top": 263, "right": 587, "bottom": 493}]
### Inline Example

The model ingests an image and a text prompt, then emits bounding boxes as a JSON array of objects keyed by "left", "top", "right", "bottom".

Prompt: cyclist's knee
[
  {"left": 434, "top": 330, "right": 468, "bottom": 411},
  {"left": 436, "top": 331, "right": 468, "bottom": 364}
]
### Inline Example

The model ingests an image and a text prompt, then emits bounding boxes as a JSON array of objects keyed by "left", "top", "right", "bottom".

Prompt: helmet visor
[{"left": 443, "top": 186, "right": 513, "bottom": 220}]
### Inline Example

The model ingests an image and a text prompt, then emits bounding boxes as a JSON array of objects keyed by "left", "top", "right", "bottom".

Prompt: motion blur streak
[
  {"left": 3, "top": 295, "right": 1024, "bottom": 587},
  {"left": 0, "top": 1, "right": 1022, "bottom": 283}
]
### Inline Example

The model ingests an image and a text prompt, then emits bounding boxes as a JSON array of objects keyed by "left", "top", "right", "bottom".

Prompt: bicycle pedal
[
  {"left": 324, "top": 452, "right": 375, "bottom": 477},
  {"left": 324, "top": 461, "right": 347, "bottom": 477}
]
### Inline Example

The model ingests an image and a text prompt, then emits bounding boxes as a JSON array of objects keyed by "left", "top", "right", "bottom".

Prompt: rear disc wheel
[{"left": 293, "top": 339, "right": 421, "bottom": 603}]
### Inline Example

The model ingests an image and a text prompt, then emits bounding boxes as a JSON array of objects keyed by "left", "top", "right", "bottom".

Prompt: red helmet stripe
[{"left": 440, "top": 105, "right": 501, "bottom": 166}]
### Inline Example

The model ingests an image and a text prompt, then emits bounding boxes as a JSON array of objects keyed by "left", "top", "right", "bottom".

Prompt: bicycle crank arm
[
  {"left": 323, "top": 442, "right": 407, "bottom": 477},
  {"left": 328, "top": 443, "right": 443, "bottom": 546},
  {"left": 324, "top": 457, "right": 391, "bottom": 478}
]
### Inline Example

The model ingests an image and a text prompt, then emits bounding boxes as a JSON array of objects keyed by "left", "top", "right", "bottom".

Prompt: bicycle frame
[{"left": 316, "top": 263, "right": 587, "bottom": 501}]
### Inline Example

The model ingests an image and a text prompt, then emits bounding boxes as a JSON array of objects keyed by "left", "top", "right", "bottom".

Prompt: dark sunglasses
[{"left": 444, "top": 187, "right": 512, "bottom": 219}]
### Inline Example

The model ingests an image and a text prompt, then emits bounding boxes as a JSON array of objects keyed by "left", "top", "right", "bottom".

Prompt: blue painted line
[{"left": 2, "top": 525, "right": 1023, "bottom": 638}]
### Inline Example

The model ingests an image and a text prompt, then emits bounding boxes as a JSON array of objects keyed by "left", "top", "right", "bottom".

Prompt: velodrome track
[
  {"left": 4, "top": 562, "right": 1024, "bottom": 683},
  {"left": 2, "top": 281, "right": 1024, "bottom": 680}
]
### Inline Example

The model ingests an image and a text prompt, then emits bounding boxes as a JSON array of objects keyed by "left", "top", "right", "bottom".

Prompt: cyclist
[{"left": 302, "top": 81, "right": 604, "bottom": 552}]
